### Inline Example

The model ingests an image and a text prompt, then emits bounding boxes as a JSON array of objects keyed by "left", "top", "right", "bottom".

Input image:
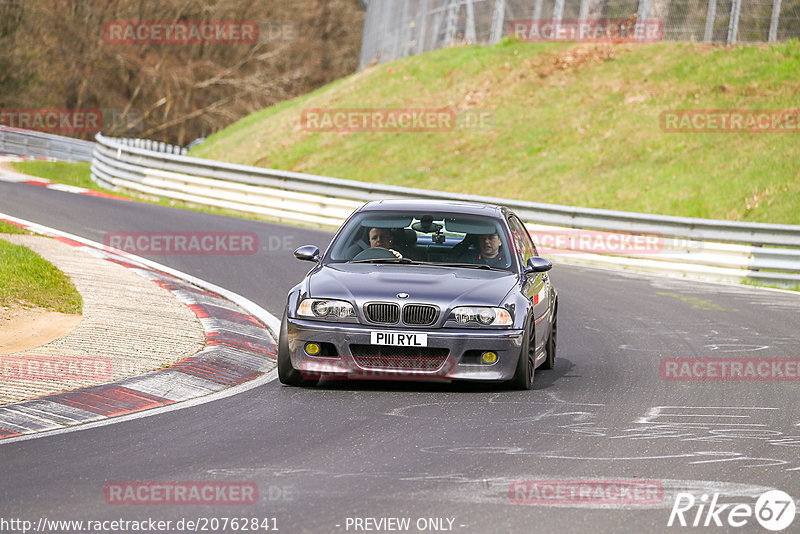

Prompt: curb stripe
[
  {"left": 46, "top": 386, "right": 173, "bottom": 417},
  {"left": 1, "top": 403, "right": 93, "bottom": 426},
  {"left": 53, "top": 236, "right": 85, "bottom": 247},
  {"left": 0, "top": 213, "right": 279, "bottom": 441},
  {"left": 1, "top": 218, "right": 27, "bottom": 229},
  {"left": 206, "top": 332, "right": 277, "bottom": 359},
  {"left": 153, "top": 280, "right": 220, "bottom": 298},
  {"left": 170, "top": 360, "right": 261, "bottom": 386},
  {"left": 0, "top": 171, "right": 130, "bottom": 201},
  {"left": 187, "top": 303, "right": 266, "bottom": 328}
]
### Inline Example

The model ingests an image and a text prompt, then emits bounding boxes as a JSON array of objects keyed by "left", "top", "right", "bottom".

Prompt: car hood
[{"left": 307, "top": 263, "right": 517, "bottom": 308}]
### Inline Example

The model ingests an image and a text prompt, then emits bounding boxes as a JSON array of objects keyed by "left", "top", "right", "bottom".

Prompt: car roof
[{"left": 358, "top": 199, "right": 508, "bottom": 218}]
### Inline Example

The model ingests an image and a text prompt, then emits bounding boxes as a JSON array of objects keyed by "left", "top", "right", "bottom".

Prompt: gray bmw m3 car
[{"left": 278, "top": 199, "right": 558, "bottom": 389}]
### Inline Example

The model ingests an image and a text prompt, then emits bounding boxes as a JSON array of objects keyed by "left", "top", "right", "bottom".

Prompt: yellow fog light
[
  {"left": 305, "top": 342, "right": 321, "bottom": 355},
  {"left": 481, "top": 351, "right": 497, "bottom": 364}
]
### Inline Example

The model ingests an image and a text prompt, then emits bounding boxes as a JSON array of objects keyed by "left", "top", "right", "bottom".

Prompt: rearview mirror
[
  {"left": 524, "top": 256, "right": 552, "bottom": 274},
  {"left": 294, "top": 245, "right": 320, "bottom": 262}
]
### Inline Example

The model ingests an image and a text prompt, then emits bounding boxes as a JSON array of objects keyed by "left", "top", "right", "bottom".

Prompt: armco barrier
[
  {"left": 0, "top": 126, "right": 94, "bottom": 162},
  {"left": 89, "top": 133, "right": 800, "bottom": 287}
]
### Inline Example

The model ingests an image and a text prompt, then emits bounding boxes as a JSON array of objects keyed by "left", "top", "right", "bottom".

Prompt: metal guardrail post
[
  {"left": 553, "top": 0, "right": 565, "bottom": 23},
  {"left": 727, "top": 0, "right": 742, "bottom": 45},
  {"left": 704, "top": 0, "right": 718, "bottom": 42},
  {"left": 445, "top": 0, "right": 458, "bottom": 45},
  {"left": 578, "top": 0, "right": 590, "bottom": 21},
  {"left": 464, "top": 0, "right": 476, "bottom": 43},
  {"left": 769, "top": 0, "right": 783, "bottom": 43},
  {"left": 637, "top": 0, "right": 652, "bottom": 22},
  {"left": 397, "top": 0, "right": 411, "bottom": 57},
  {"left": 489, "top": 0, "right": 505, "bottom": 44},
  {"left": 416, "top": 0, "right": 430, "bottom": 55},
  {"left": 378, "top": 0, "right": 393, "bottom": 62}
]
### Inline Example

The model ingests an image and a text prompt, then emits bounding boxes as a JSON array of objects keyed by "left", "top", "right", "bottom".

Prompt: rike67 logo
[{"left": 668, "top": 490, "right": 796, "bottom": 531}]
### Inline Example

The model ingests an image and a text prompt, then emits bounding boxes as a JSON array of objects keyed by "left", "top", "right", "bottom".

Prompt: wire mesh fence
[{"left": 359, "top": 0, "right": 800, "bottom": 69}]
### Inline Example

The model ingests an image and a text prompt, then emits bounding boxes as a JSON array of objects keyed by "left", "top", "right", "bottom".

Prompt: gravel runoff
[{"left": 0, "top": 234, "right": 206, "bottom": 405}]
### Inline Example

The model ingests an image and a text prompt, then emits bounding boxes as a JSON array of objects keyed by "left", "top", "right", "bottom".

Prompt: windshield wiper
[
  {"left": 351, "top": 257, "right": 419, "bottom": 264},
  {"left": 350, "top": 259, "right": 507, "bottom": 271},
  {"left": 436, "top": 262, "right": 507, "bottom": 271}
]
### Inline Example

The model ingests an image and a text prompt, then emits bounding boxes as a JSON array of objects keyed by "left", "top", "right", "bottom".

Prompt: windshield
[{"left": 327, "top": 210, "right": 516, "bottom": 271}]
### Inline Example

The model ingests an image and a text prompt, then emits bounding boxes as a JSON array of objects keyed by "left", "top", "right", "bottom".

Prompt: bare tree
[{"left": 0, "top": 0, "right": 364, "bottom": 144}]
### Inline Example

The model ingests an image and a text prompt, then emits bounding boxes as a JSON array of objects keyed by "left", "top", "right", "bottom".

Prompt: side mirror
[
  {"left": 294, "top": 245, "right": 321, "bottom": 262},
  {"left": 524, "top": 256, "right": 552, "bottom": 274}
]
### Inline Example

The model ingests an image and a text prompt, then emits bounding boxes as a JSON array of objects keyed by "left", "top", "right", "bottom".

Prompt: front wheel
[
  {"left": 509, "top": 326, "right": 534, "bottom": 390},
  {"left": 277, "top": 315, "right": 315, "bottom": 386}
]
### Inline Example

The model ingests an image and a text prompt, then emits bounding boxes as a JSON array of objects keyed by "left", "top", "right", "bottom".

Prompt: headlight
[
  {"left": 450, "top": 306, "right": 512, "bottom": 327},
  {"left": 298, "top": 298, "right": 356, "bottom": 320}
]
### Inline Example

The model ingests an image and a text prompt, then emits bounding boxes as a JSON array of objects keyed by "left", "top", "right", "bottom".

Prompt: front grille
[
  {"left": 402, "top": 304, "right": 438, "bottom": 326},
  {"left": 350, "top": 345, "right": 449, "bottom": 372},
  {"left": 364, "top": 303, "right": 399, "bottom": 324}
]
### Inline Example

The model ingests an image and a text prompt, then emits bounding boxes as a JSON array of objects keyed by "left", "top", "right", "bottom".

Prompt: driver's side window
[{"left": 508, "top": 216, "right": 535, "bottom": 265}]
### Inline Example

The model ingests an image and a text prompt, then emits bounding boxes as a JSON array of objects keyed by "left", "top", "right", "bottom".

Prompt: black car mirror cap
[
  {"left": 294, "top": 245, "right": 321, "bottom": 262},
  {"left": 524, "top": 256, "right": 552, "bottom": 273}
]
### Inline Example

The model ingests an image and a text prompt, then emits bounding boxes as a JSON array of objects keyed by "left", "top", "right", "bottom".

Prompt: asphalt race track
[{"left": 2, "top": 181, "right": 799, "bottom": 533}]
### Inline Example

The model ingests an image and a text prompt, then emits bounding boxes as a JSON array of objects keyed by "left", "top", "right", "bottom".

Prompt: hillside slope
[{"left": 190, "top": 40, "right": 800, "bottom": 224}]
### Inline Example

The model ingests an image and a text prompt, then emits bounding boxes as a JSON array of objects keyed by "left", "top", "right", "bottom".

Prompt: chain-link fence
[{"left": 359, "top": 0, "right": 800, "bottom": 69}]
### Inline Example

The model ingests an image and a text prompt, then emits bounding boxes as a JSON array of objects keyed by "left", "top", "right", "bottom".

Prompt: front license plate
[{"left": 370, "top": 331, "right": 428, "bottom": 347}]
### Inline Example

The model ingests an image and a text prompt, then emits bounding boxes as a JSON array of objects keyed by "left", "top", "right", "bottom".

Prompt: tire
[
  {"left": 277, "top": 314, "right": 311, "bottom": 386},
  {"left": 541, "top": 309, "right": 557, "bottom": 370},
  {"left": 509, "top": 323, "right": 534, "bottom": 390}
]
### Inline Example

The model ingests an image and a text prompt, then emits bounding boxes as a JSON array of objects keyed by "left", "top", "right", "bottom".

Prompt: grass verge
[
  {"left": 11, "top": 161, "right": 95, "bottom": 189},
  {"left": 190, "top": 40, "right": 800, "bottom": 225},
  {"left": 0, "top": 236, "right": 82, "bottom": 314},
  {"left": 0, "top": 220, "right": 30, "bottom": 235}
]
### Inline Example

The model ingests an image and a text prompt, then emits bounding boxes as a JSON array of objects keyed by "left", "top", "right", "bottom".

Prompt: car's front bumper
[{"left": 285, "top": 317, "right": 525, "bottom": 382}]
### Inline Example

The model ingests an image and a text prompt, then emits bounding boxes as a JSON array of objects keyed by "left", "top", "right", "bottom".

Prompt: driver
[
  {"left": 369, "top": 227, "right": 402, "bottom": 258},
  {"left": 474, "top": 231, "right": 507, "bottom": 268}
]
